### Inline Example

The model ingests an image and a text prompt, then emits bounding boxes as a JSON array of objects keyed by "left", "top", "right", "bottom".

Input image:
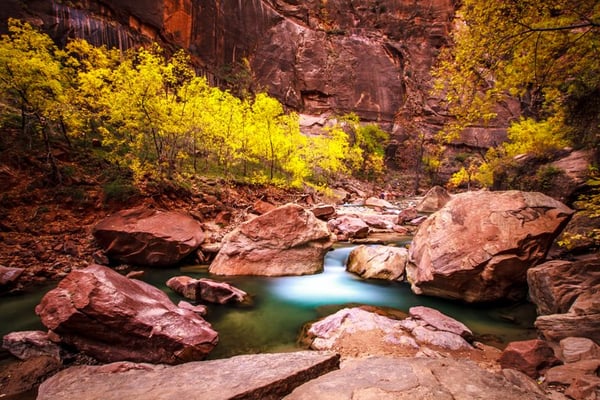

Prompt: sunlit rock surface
[
  {"left": 346, "top": 244, "right": 408, "bottom": 280},
  {"left": 407, "top": 190, "right": 574, "bottom": 302},
  {"left": 284, "top": 356, "right": 548, "bottom": 400},
  {"left": 35, "top": 264, "right": 218, "bottom": 364},
  {"left": 209, "top": 203, "right": 334, "bottom": 276},
  {"left": 36, "top": 351, "right": 340, "bottom": 400}
]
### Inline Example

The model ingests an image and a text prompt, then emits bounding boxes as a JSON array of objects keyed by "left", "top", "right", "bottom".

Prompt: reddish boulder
[
  {"left": 35, "top": 264, "right": 218, "bottom": 364},
  {"left": 407, "top": 191, "right": 573, "bottom": 302},
  {"left": 311, "top": 204, "right": 336, "bottom": 220},
  {"left": 327, "top": 215, "right": 370, "bottom": 240},
  {"left": 167, "top": 276, "right": 250, "bottom": 305},
  {"left": 408, "top": 306, "right": 473, "bottom": 342},
  {"left": 209, "top": 204, "right": 333, "bottom": 276},
  {"left": 93, "top": 207, "right": 204, "bottom": 267},
  {"left": 499, "top": 339, "right": 561, "bottom": 378},
  {"left": 545, "top": 359, "right": 600, "bottom": 400}
]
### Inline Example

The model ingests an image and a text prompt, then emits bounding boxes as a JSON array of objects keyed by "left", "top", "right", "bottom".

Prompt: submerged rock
[
  {"left": 407, "top": 190, "right": 573, "bottom": 302},
  {"left": 35, "top": 264, "right": 218, "bottom": 364},
  {"left": 209, "top": 203, "right": 334, "bottom": 276},
  {"left": 36, "top": 351, "right": 340, "bottom": 400},
  {"left": 166, "top": 276, "right": 250, "bottom": 305},
  {"left": 346, "top": 244, "right": 408, "bottom": 280},
  {"left": 92, "top": 207, "right": 204, "bottom": 267}
]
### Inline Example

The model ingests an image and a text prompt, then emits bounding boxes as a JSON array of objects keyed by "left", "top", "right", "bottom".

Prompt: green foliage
[
  {"left": 0, "top": 20, "right": 364, "bottom": 190},
  {"left": 433, "top": 0, "right": 599, "bottom": 187},
  {"left": 334, "top": 113, "right": 389, "bottom": 180},
  {"left": 102, "top": 178, "right": 140, "bottom": 203}
]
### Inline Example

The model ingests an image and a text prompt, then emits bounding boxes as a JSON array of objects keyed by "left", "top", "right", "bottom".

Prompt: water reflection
[{"left": 0, "top": 245, "right": 538, "bottom": 360}]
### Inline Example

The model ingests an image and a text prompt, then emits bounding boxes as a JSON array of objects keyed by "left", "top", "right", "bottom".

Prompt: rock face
[
  {"left": 284, "top": 356, "right": 548, "bottom": 400},
  {"left": 166, "top": 276, "right": 250, "bottom": 304},
  {"left": 93, "top": 207, "right": 204, "bottom": 267},
  {"left": 527, "top": 257, "right": 600, "bottom": 343},
  {"left": 209, "top": 203, "right": 334, "bottom": 276},
  {"left": 35, "top": 264, "right": 218, "bottom": 364},
  {"left": 407, "top": 190, "right": 574, "bottom": 302},
  {"left": 37, "top": 351, "right": 340, "bottom": 400},
  {"left": 346, "top": 245, "right": 408, "bottom": 280}
]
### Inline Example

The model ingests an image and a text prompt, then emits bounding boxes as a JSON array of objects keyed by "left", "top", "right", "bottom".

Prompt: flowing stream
[{"left": 0, "top": 245, "right": 538, "bottom": 360}]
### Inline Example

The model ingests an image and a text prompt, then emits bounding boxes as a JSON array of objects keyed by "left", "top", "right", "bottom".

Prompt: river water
[{"left": 0, "top": 245, "right": 538, "bottom": 359}]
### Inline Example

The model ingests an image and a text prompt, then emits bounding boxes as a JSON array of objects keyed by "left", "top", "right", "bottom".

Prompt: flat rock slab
[
  {"left": 37, "top": 351, "right": 340, "bottom": 400},
  {"left": 284, "top": 357, "right": 548, "bottom": 400}
]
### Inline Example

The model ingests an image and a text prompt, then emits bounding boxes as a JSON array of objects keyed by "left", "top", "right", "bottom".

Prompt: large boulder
[
  {"left": 346, "top": 245, "right": 408, "bottom": 280},
  {"left": 37, "top": 351, "right": 340, "bottom": 400},
  {"left": 499, "top": 339, "right": 561, "bottom": 378},
  {"left": 35, "top": 264, "right": 218, "bottom": 364},
  {"left": 209, "top": 203, "right": 334, "bottom": 276},
  {"left": 528, "top": 257, "right": 600, "bottom": 343},
  {"left": 407, "top": 190, "right": 573, "bottom": 302},
  {"left": 92, "top": 207, "right": 204, "bottom": 267}
]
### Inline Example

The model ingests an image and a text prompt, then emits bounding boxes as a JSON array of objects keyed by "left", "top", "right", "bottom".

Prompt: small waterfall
[{"left": 51, "top": 1, "right": 135, "bottom": 50}]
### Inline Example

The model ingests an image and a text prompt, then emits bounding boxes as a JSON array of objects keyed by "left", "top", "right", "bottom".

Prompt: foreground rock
[
  {"left": 499, "top": 339, "right": 561, "bottom": 378},
  {"left": 408, "top": 190, "right": 573, "bottom": 302},
  {"left": 528, "top": 257, "right": 600, "bottom": 343},
  {"left": 93, "top": 207, "right": 204, "bottom": 267},
  {"left": 346, "top": 245, "right": 408, "bottom": 280},
  {"left": 35, "top": 264, "right": 218, "bottom": 364},
  {"left": 37, "top": 351, "right": 340, "bottom": 400},
  {"left": 209, "top": 203, "right": 334, "bottom": 276},
  {"left": 304, "top": 306, "right": 476, "bottom": 357},
  {"left": 284, "top": 357, "right": 548, "bottom": 400},
  {"left": 166, "top": 276, "right": 250, "bottom": 305}
]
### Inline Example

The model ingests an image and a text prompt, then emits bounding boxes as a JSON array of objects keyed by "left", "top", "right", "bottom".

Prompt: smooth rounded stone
[
  {"left": 284, "top": 357, "right": 549, "bottom": 400},
  {"left": 408, "top": 190, "right": 574, "bottom": 303},
  {"left": 209, "top": 203, "right": 334, "bottom": 276},
  {"left": 559, "top": 337, "right": 600, "bottom": 363},
  {"left": 2, "top": 331, "right": 61, "bottom": 360},
  {"left": 92, "top": 207, "right": 205, "bottom": 267},
  {"left": 346, "top": 245, "right": 408, "bottom": 280},
  {"left": 416, "top": 185, "right": 451, "bottom": 212},
  {"left": 35, "top": 264, "right": 218, "bottom": 364},
  {"left": 36, "top": 351, "right": 340, "bottom": 400}
]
